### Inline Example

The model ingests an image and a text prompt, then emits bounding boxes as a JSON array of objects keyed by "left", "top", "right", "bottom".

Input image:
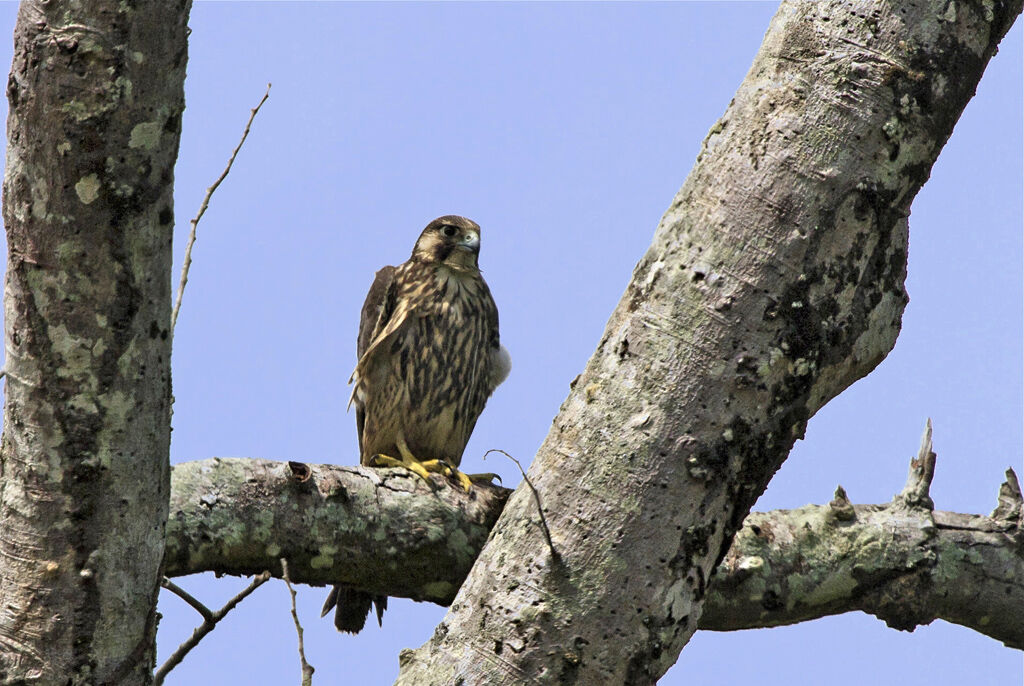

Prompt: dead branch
[
  {"left": 170, "top": 83, "right": 271, "bottom": 332},
  {"left": 281, "top": 559, "right": 315, "bottom": 686},
  {"left": 154, "top": 571, "right": 272, "bottom": 685}
]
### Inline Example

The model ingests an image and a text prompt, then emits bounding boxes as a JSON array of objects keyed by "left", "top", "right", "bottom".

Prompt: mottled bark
[
  {"left": 163, "top": 455, "right": 1024, "bottom": 650},
  {"left": 705, "top": 505, "right": 1024, "bottom": 649},
  {"left": 703, "top": 448, "right": 1024, "bottom": 650},
  {"left": 391, "top": 1, "right": 1023, "bottom": 684},
  {"left": 164, "top": 459, "right": 509, "bottom": 604},
  {"left": 0, "top": 1, "right": 190, "bottom": 684}
]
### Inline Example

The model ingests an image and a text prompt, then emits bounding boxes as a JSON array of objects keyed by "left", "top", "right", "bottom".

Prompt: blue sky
[{"left": 0, "top": 2, "right": 1021, "bottom": 684}]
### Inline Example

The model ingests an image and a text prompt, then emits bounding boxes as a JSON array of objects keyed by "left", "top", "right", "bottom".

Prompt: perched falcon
[{"left": 321, "top": 215, "right": 510, "bottom": 633}]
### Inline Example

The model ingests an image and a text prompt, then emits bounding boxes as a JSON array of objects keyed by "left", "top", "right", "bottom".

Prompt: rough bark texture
[
  {"left": 164, "top": 459, "right": 509, "bottom": 604},
  {"left": 0, "top": 1, "right": 191, "bottom": 683},
  {"left": 163, "top": 456, "right": 1024, "bottom": 649},
  {"left": 704, "top": 488, "right": 1024, "bottom": 650},
  {"left": 390, "top": 1, "right": 1023, "bottom": 683}
]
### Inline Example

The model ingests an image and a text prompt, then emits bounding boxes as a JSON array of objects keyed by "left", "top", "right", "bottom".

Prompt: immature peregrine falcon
[{"left": 321, "top": 215, "right": 510, "bottom": 633}]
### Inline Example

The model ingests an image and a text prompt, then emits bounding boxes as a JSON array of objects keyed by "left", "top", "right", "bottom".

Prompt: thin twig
[
  {"left": 161, "top": 577, "right": 214, "bottom": 621},
  {"left": 170, "top": 83, "right": 271, "bottom": 333},
  {"left": 483, "top": 449, "right": 558, "bottom": 560},
  {"left": 154, "top": 571, "right": 272, "bottom": 686},
  {"left": 280, "top": 558, "right": 315, "bottom": 686}
]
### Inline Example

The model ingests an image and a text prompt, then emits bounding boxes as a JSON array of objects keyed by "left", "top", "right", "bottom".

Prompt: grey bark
[
  {"left": 703, "top": 432, "right": 1024, "bottom": 651},
  {"left": 163, "top": 455, "right": 1024, "bottom": 650},
  {"left": 164, "top": 459, "right": 509, "bottom": 604},
  {"left": 0, "top": 0, "right": 1018, "bottom": 682},
  {"left": 0, "top": 1, "right": 191, "bottom": 684},
  {"left": 705, "top": 502, "right": 1024, "bottom": 650},
  {"left": 391, "top": 1, "right": 1023, "bottom": 683}
]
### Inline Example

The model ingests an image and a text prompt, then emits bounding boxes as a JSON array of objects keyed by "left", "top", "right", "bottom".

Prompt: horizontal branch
[
  {"left": 702, "top": 496, "right": 1024, "bottom": 649},
  {"left": 703, "top": 423, "right": 1023, "bottom": 649},
  {"left": 166, "top": 455, "right": 1023, "bottom": 648},
  {"left": 165, "top": 458, "right": 509, "bottom": 605}
]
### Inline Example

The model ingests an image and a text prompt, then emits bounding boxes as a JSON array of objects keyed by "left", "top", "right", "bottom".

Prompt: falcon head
[{"left": 412, "top": 215, "right": 481, "bottom": 272}]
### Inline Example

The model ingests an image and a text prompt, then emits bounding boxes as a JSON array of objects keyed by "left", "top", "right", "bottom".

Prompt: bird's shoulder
[
  {"left": 357, "top": 265, "right": 398, "bottom": 358},
  {"left": 356, "top": 259, "right": 441, "bottom": 359}
]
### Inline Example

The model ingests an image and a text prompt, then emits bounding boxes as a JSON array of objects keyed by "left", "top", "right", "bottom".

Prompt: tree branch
[
  {"left": 703, "top": 507, "right": 1024, "bottom": 650},
  {"left": 164, "top": 458, "right": 510, "bottom": 604},
  {"left": 703, "top": 459, "right": 1024, "bottom": 650},
  {"left": 280, "top": 559, "right": 315, "bottom": 686},
  {"left": 154, "top": 572, "right": 272, "bottom": 686},
  {"left": 165, "top": 454, "right": 1024, "bottom": 649},
  {"left": 170, "top": 83, "right": 271, "bottom": 332}
]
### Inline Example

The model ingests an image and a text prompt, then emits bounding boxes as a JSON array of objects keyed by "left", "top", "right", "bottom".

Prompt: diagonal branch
[
  {"left": 154, "top": 571, "right": 272, "bottom": 686},
  {"left": 162, "top": 578, "right": 214, "bottom": 622},
  {"left": 393, "top": 2, "right": 1023, "bottom": 682},
  {"left": 170, "top": 83, "right": 271, "bottom": 332}
]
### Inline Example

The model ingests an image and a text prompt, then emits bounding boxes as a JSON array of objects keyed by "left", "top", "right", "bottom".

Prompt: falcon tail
[{"left": 321, "top": 584, "right": 387, "bottom": 634}]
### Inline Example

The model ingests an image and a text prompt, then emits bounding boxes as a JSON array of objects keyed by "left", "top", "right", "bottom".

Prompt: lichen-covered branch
[
  {"left": 393, "top": 2, "right": 1024, "bottom": 683},
  {"left": 704, "top": 496, "right": 1024, "bottom": 650},
  {"left": 164, "top": 459, "right": 509, "bottom": 605},
  {"left": 164, "top": 455, "right": 1024, "bottom": 650},
  {"left": 702, "top": 428, "right": 1024, "bottom": 649},
  {"left": 0, "top": 1, "right": 191, "bottom": 683}
]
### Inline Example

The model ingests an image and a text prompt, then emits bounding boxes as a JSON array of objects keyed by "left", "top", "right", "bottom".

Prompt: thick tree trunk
[
  {"left": 392, "top": 1, "right": 1023, "bottom": 683},
  {"left": 0, "top": 2, "right": 190, "bottom": 683}
]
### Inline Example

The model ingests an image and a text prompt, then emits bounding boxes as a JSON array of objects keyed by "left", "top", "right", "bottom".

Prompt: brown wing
[
  {"left": 354, "top": 266, "right": 397, "bottom": 457},
  {"left": 357, "top": 265, "right": 397, "bottom": 358}
]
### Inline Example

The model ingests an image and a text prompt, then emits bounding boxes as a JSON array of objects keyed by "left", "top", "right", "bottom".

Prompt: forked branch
[{"left": 154, "top": 571, "right": 272, "bottom": 685}]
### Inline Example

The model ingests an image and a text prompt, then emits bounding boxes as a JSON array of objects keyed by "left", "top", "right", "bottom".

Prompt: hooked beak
[{"left": 458, "top": 230, "right": 480, "bottom": 253}]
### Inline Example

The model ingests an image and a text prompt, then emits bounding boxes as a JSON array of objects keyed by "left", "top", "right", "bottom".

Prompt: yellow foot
[
  {"left": 413, "top": 458, "right": 473, "bottom": 492},
  {"left": 369, "top": 454, "right": 434, "bottom": 484},
  {"left": 371, "top": 436, "right": 488, "bottom": 493},
  {"left": 425, "top": 464, "right": 501, "bottom": 491},
  {"left": 450, "top": 467, "right": 473, "bottom": 493}
]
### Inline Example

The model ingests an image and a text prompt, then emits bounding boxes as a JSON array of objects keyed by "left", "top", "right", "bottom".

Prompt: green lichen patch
[
  {"left": 74, "top": 174, "right": 101, "bottom": 204},
  {"left": 421, "top": 581, "right": 454, "bottom": 601},
  {"left": 128, "top": 121, "right": 162, "bottom": 150}
]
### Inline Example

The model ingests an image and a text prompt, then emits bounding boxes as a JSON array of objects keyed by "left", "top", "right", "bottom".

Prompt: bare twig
[
  {"left": 154, "top": 571, "right": 272, "bottom": 686},
  {"left": 161, "top": 578, "right": 214, "bottom": 621},
  {"left": 170, "top": 83, "right": 271, "bottom": 333},
  {"left": 483, "top": 449, "right": 558, "bottom": 560},
  {"left": 280, "top": 558, "right": 315, "bottom": 686}
]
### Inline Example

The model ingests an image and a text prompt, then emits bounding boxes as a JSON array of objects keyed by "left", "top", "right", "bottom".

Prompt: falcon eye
[{"left": 442, "top": 225, "right": 458, "bottom": 238}]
